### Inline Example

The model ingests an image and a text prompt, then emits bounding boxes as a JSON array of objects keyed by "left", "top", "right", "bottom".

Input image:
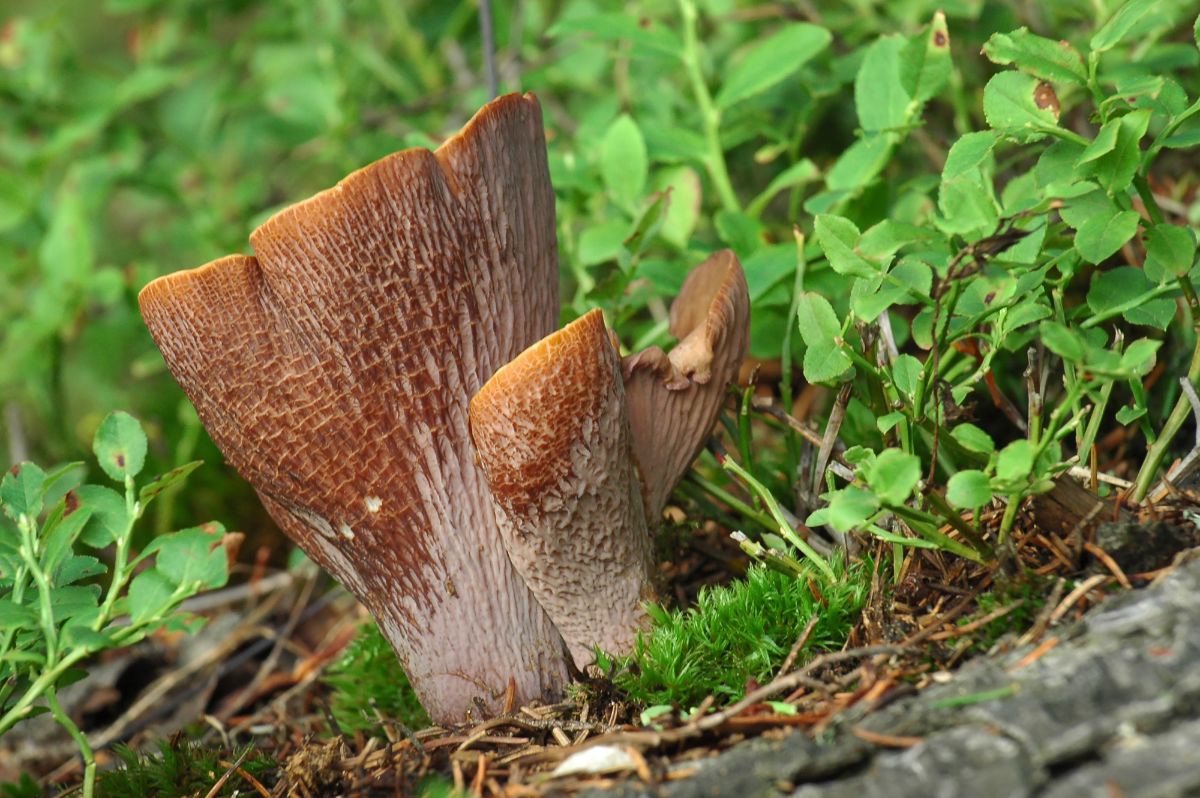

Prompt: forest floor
[{"left": 6, "top": 477, "right": 1200, "bottom": 797}]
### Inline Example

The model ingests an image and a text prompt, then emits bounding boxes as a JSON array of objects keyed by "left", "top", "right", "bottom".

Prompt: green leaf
[
  {"left": 1121, "top": 338, "right": 1162, "bottom": 375},
  {"left": 1087, "top": 267, "right": 1153, "bottom": 318},
  {"left": 48, "top": 584, "right": 101, "bottom": 620},
  {"left": 765, "top": 701, "right": 798, "bottom": 716},
  {"left": 652, "top": 166, "right": 702, "bottom": 248},
  {"left": 640, "top": 705, "right": 673, "bottom": 725},
  {"left": 93, "top": 411, "right": 148, "bottom": 482},
  {"left": 577, "top": 219, "right": 629, "bottom": 266},
  {"left": 1038, "top": 321, "right": 1087, "bottom": 361},
  {"left": 54, "top": 554, "right": 105, "bottom": 587},
  {"left": 946, "top": 471, "right": 993, "bottom": 509},
  {"left": 1077, "top": 119, "right": 1120, "bottom": 164},
  {"left": 1125, "top": 297, "right": 1176, "bottom": 331},
  {"left": 600, "top": 114, "right": 648, "bottom": 212},
  {"left": 1074, "top": 210, "right": 1140, "bottom": 264},
  {"left": 1035, "top": 140, "right": 1087, "bottom": 195},
  {"left": 866, "top": 449, "right": 921, "bottom": 505},
  {"left": 715, "top": 211, "right": 766, "bottom": 255},
  {"left": 814, "top": 214, "right": 874, "bottom": 277},
  {"left": 983, "top": 71, "right": 1060, "bottom": 141},
  {"left": 877, "top": 411, "right": 905, "bottom": 433},
  {"left": 0, "top": 600, "right": 36, "bottom": 632},
  {"left": 938, "top": 176, "right": 999, "bottom": 237},
  {"left": 38, "top": 188, "right": 94, "bottom": 292},
  {"left": 795, "top": 293, "right": 853, "bottom": 385},
  {"left": 1116, "top": 404, "right": 1146, "bottom": 425},
  {"left": 995, "top": 439, "right": 1035, "bottom": 482},
  {"left": 546, "top": 13, "right": 682, "bottom": 58},
  {"left": 138, "top": 461, "right": 203, "bottom": 506},
  {"left": 1060, "top": 187, "right": 1115, "bottom": 230},
  {"left": 127, "top": 569, "right": 176, "bottom": 625},
  {"left": 1143, "top": 224, "right": 1197, "bottom": 283},
  {"left": 61, "top": 624, "right": 112, "bottom": 654},
  {"left": 750, "top": 159, "right": 818, "bottom": 216},
  {"left": 75, "top": 485, "right": 131, "bottom": 548},
  {"left": 982, "top": 28, "right": 1087, "bottom": 85},
  {"left": 715, "top": 23, "right": 831, "bottom": 109},
  {"left": 891, "top": 355, "right": 924, "bottom": 398},
  {"left": 824, "top": 134, "right": 894, "bottom": 192},
  {"left": 856, "top": 36, "right": 911, "bottom": 132},
  {"left": 1078, "top": 110, "right": 1151, "bottom": 193},
  {"left": 951, "top": 424, "right": 995, "bottom": 455},
  {"left": 1, "top": 462, "right": 47, "bottom": 522},
  {"left": 899, "top": 11, "right": 952, "bottom": 103},
  {"left": 942, "top": 131, "right": 999, "bottom": 180},
  {"left": 41, "top": 505, "right": 94, "bottom": 577},
  {"left": 154, "top": 526, "right": 229, "bottom": 590},
  {"left": 1001, "top": 299, "right": 1052, "bottom": 335},
  {"left": 0, "top": 166, "right": 35, "bottom": 233},
  {"left": 1091, "top": 0, "right": 1156, "bottom": 52},
  {"left": 824, "top": 486, "right": 880, "bottom": 533},
  {"left": 40, "top": 462, "right": 85, "bottom": 508},
  {"left": 851, "top": 259, "right": 932, "bottom": 321}
]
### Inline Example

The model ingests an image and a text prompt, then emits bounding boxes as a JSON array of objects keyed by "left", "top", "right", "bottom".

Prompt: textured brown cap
[
  {"left": 470, "top": 309, "right": 656, "bottom": 667},
  {"left": 139, "top": 94, "right": 568, "bottom": 723},
  {"left": 623, "top": 250, "right": 751, "bottom": 519}
]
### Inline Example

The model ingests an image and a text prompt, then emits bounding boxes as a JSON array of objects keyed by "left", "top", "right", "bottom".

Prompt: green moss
[
  {"left": 324, "top": 621, "right": 429, "bottom": 734},
  {"left": 964, "top": 572, "right": 1053, "bottom": 653},
  {"left": 616, "top": 559, "right": 871, "bottom": 708},
  {"left": 96, "top": 738, "right": 275, "bottom": 798}
]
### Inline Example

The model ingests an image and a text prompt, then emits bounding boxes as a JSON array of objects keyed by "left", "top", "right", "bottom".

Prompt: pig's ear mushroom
[
  {"left": 622, "top": 250, "right": 751, "bottom": 521},
  {"left": 138, "top": 93, "right": 568, "bottom": 724},
  {"left": 470, "top": 309, "right": 657, "bottom": 668}
]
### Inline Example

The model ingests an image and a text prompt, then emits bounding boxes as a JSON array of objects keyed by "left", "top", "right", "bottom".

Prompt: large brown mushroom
[{"left": 139, "top": 92, "right": 749, "bottom": 724}]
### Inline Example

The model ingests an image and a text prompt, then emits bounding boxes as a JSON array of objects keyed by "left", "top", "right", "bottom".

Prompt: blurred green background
[{"left": 3, "top": 0, "right": 1196, "bottom": 542}]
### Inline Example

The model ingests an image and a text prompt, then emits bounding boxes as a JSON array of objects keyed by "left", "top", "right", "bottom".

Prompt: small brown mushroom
[
  {"left": 624, "top": 249, "right": 751, "bottom": 520},
  {"left": 470, "top": 309, "right": 656, "bottom": 667},
  {"left": 139, "top": 94, "right": 568, "bottom": 723}
]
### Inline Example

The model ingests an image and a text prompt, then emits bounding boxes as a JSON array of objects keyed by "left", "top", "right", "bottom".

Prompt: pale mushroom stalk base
[{"left": 139, "top": 93, "right": 750, "bottom": 724}]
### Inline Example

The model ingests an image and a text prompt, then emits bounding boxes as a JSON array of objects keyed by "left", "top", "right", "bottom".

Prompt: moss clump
[
  {"left": 616, "top": 559, "right": 870, "bottom": 708},
  {"left": 97, "top": 738, "right": 275, "bottom": 798},
  {"left": 324, "top": 621, "right": 429, "bottom": 734}
]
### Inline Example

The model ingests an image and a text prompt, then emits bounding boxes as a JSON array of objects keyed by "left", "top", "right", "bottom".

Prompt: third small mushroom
[{"left": 139, "top": 93, "right": 750, "bottom": 724}]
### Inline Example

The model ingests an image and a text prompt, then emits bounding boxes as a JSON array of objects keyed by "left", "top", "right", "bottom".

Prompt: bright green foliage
[
  {"left": 781, "top": 0, "right": 1200, "bottom": 556},
  {"left": 616, "top": 560, "right": 869, "bottom": 708},
  {"left": 96, "top": 738, "right": 275, "bottom": 798},
  {"left": 0, "top": 412, "right": 225, "bottom": 798},
  {"left": 324, "top": 620, "right": 429, "bottom": 735}
]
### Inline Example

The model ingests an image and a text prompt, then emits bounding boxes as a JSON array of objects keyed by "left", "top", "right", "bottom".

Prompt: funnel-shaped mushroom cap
[
  {"left": 470, "top": 309, "right": 656, "bottom": 667},
  {"left": 139, "top": 94, "right": 567, "bottom": 723},
  {"left": 623, "top": 250, "right": 750, "bottom": 519}
]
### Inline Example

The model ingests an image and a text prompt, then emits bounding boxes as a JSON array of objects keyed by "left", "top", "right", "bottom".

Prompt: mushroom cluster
[{"left": 139, "top": 93, "right": 749, "bottom": 724}]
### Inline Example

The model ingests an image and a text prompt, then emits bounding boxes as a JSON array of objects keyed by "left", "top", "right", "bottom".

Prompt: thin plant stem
[{"left": 677, "top": 0, "right": 739, "bottom": 213}]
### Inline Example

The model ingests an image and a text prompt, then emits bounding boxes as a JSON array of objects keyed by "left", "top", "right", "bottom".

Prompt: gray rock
[{"left": 584, "top": 555, "right": 1200, "bottom": 798}]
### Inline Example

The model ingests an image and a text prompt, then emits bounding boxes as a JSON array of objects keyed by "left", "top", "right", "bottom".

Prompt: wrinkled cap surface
[{"left": 139, "top": 93, "right": 568, "bottom": 723}]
